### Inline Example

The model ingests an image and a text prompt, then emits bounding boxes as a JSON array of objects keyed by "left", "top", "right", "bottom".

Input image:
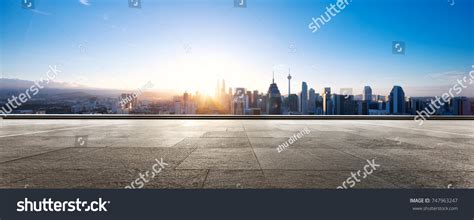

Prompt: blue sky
[{"left": 1, "top": 0, "right": 473, "bottom": 96}]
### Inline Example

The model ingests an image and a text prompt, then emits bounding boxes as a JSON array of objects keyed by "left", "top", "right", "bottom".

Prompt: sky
[{"left": 1, "top": 0, "right": 473, "bottom": 97}]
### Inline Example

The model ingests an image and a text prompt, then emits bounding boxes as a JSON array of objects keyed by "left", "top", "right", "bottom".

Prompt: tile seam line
[
  {"left": 0, "top": 147, "right": 74, "bottom": 165},
  {"left": 243, "top": 122, "right": 264, "bottom": 173},
  {"left": 356, "top": 121, "right": 474, "bottom": 138},
  {"left": 0, "top": 123, "right": 126, "bottom": 138}
]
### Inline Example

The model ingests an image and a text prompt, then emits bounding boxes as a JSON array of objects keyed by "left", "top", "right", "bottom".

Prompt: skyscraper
[
  {"left": 332, "top": 94, "right": 357, "bottom": 115},
  {"left": 220, "top": 80, "right": 228, "bottom": 111},
  {"left": 183, "top": 91, "right": 189, "bottom": 106},
  {"left": 357, "top": 100, "right": 369, "bottom": 115},
  {"left": 183, "top": 91, "right": 196, "bottom": 114},
  {"left": 452, "top": 97, "right": 471, "bottom": 115},
  {"left": 308, "top": 88, "right": 316, "bottom": 114},
  {"left": 267, "top": 72, "right": 282, "bottom": 115},
  {"left": 173, "top": 96, "right": 182, "bottom": 114},
  {"left": 216, "top": 80, "right": 220, "bottom": 99},
  {"left": 221, "top": 80, "right": 226, "bottom": 98},
  {"left": 288, "top": 94, "right": 299, "bottom": 113},
  {"left": 388, "top": 86, "right": 406, "bottom": 114},
  {"left": 323, "top": 87, "right": 332, "bottom": 115},
  {"left": 246, "top": 91, "right": 252, "bottom": 110},
  {"left": 287, "top": 69, "right": 292, "bottom": 113},
  {"left": 252, "top": 90, "right": 259, "bottom": 108},
  {"left": 287, "top": 70, "right": 292, "bottom": 97},
  {"left": 363, "top": 86, "right": 372, "bottom": 102},
  {"left": 315, "top": 93, "right": 324, "bottom": 115},
  {"left": 232, "top": 88, "right": 246, "bottom": 115},
  {"left": 258, "top": 93, "right": 268, "bottom": 113},
  {"left": 300, "top": 82, "right": 308, "bottom": 114}
]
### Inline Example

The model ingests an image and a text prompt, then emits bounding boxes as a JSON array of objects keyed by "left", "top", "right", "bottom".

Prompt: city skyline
[
  {"left": 1, "top": 0, "right": 473, "bottom": 96},
  {"left": 1, "top": 67, "right": 473, "bottom": 116},
  {"left": 162, "top": 75, "right": 473, "bottom": 116}
]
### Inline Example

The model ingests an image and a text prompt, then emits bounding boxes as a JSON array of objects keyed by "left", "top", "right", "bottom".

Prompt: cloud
[
  {"left": 425, "top": 70, "right": 467, "bottom": 82},
  {"left": 79, "top": 0, "right": 90, "bottom": 6},
  {"left": 31, "top": 9, "right": 51, "bottom": 16}
]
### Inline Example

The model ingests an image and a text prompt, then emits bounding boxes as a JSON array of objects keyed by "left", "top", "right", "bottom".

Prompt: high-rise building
[
  {"left": 183, "top": 92, "right": 189, "bottom": 114},
  {"left": 470, "top": 98, "right": 474, "bottom": 114},
  {"left": 232, "top": 88, "right": 246, "bottom": 115},
  {"left": 332, "top": 94, "right": 357, "bottom": 115},
  {"left": 452, "top": 97, "right": 471, "bottom": 115},
  {"left": 221, "top": 80, "right": 226, "bottom": 98},
  {"left": 287, "top": 70, "right": 292, "bottom": 113},
  {"left": 258, "top": 93, "right": 268, "bottom": 114},
  {"left": 363, "top": 86, "right": 372, "bottom": 102},
  {"left": 308, "top": 88, "right": 316, "bottom": 114},
  {"left": 288, "top": 94, "right": 299, "bottom": 113},
  {"left": 246, "top": 91, "right": 252, "bottom": 110},
  {"left": 267, "top": 73, "right": 282, "bottom": 115},
  {"left": 216, "top": 80, "right": 220, "bottom": 99},
  {"left": 368, "top": 100, "right": 388, "bottom": 115},
  {"left": 323, "top": 87, "right": 332, "bottom": 115},
  {"left": 409, "top": 97, "right": 433, "bottom": 115},
  {"left": 173, "top": 96, "right": 182, "bottom": 114},
  {"left": 182, "top": 91, "right": 196, "bottom": 114},
  {"left": 315, "top": 93, "right": 323, "bottom": 115},
  {"left": 300, "top": 82, "right": 308, "bottom": 114},
  {"left": 357, "top": 100, "right": 369, "bottom": 115},
  {"left": 252, "top": 90, "right": 259, "bottom": 108},
  {"left": 388, "top": 86, "right": 406, "bottom": 114}
]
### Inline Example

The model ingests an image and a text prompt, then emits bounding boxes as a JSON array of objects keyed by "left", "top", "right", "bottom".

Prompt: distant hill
[
  {"left": 0, "top": 78, "right": 175, "bottom": 100},
  {"left": 0, "top": 78, "right": 87, "bottom": 90}
]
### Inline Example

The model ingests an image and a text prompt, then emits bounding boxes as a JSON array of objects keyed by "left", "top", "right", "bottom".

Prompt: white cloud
[
  {"left": 79, "top": 0, "right": 90, "bottom": 6},
  {"left": 425, "top": 70, "right": 466, "bottom": 82},
  {"left": 31, "top": 9, "right": 51, "bottom": 16}
]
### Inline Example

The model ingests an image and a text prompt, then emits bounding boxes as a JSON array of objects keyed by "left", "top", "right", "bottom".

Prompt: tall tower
[
  {"left": 267, "top": 72, "right": 282, "bottom": 115},
  {"left": 221, "top": 80, "right": 226, "bottom": 98},
  {"left": 323, "top": 87, "right": 332, "bottom": 115},
  {"left": 308, "top": 88, "right": 316, "bottom": 114},
  {"left": 287, "top": 68, "right": 292, "bottom": 114},
  {"left": 363, "top": 86, "right": 372, "bottom": 102},
  {"left": 216, "top": 80, "right": 220, "bottom": 99},
  {"left": 287, "top": 68, "right": 292, "bottom": 98},
  {"left": 301, "top": 82, "right": 308, "bottom": 114},
  {"left": 232, "top": 88, "right": 246, "bottom": 115},
  {"left": 388, "top": 85, "right": 406, "bottom": 115}
]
